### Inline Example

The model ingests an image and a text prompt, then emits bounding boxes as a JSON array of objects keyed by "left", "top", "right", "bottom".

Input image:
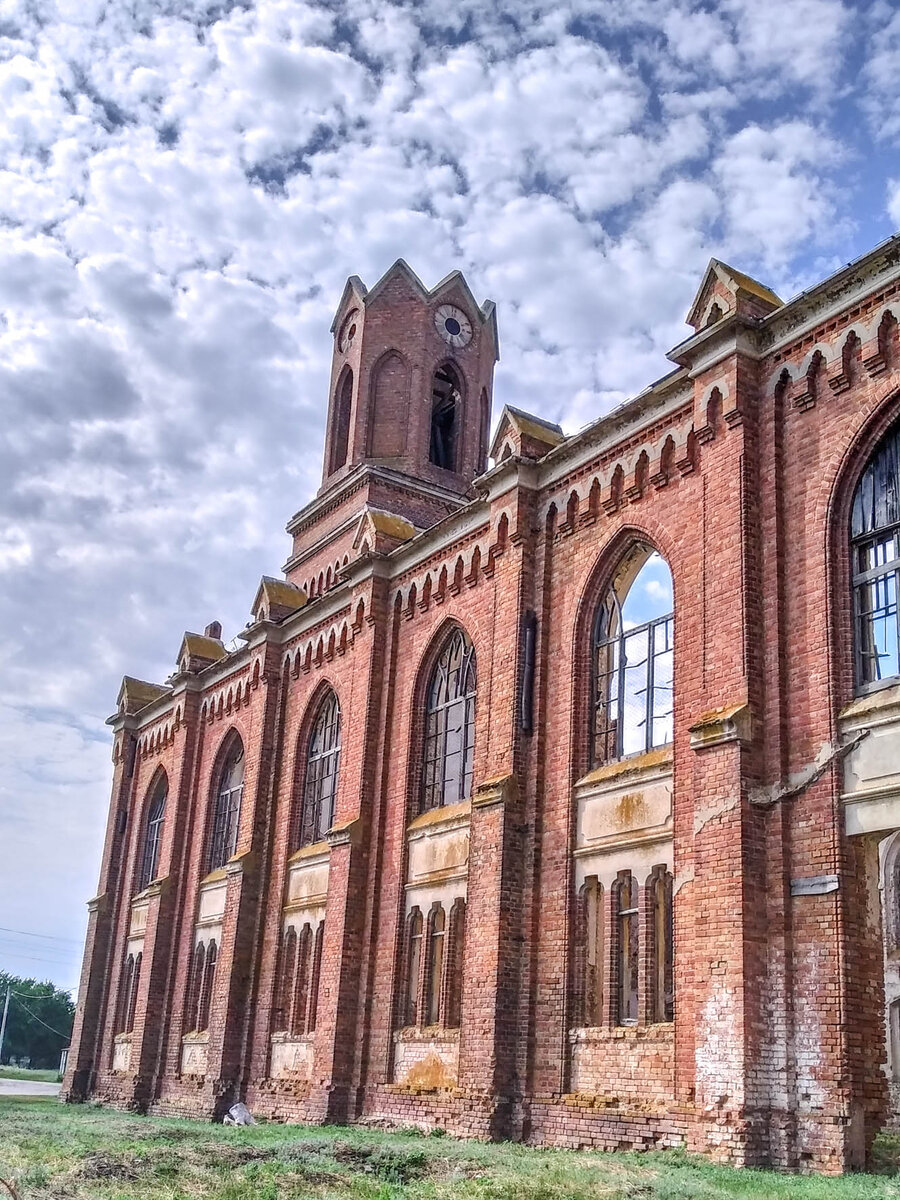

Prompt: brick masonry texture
[{"left": 62, "top": 248, "right": 900, "bottom": 1173}]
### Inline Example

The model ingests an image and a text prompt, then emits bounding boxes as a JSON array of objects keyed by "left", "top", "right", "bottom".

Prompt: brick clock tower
[{"left": 284, "top": 260, "right": 498, "bottom": 592}]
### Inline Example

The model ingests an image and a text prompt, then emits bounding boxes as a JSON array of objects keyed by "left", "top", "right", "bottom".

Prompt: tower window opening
[{"left": 430, "top": 366, "right": 461, "bottom": 471}]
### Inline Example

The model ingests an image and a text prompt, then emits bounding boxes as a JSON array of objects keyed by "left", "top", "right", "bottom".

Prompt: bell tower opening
[
  {"left": 328, "top": 368, "right": 353, "bottom": 476},
  {"left": 429, "top": 364, "right": 462, "bottom": 471}
]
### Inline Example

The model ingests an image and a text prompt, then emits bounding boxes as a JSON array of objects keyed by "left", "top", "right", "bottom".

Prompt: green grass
[
  {"left": 0, "top": 1065, "right": 60, "bottom": 1082},
  {"left": 0, "top": 1096, "right": 899, "bottom": 1199}
]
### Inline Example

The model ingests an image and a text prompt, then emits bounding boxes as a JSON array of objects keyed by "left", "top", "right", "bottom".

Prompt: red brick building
[{"left": 63, "top": 241, "right": 900, "bottom": 1172}]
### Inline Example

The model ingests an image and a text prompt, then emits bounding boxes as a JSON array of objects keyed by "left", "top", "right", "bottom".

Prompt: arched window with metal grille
[
  {"left": 299, "top": 692, "right": 341, "bottom": 846},
  {"left": 207, "top": 736, "right": 245, "bottom": 871},
  {"left": 422, "top": 628, "right": 476, "bottom": 812},
  {"left": 591, "top": 546, "right": 673, "bottom": 767},
  {"left": 851, "top": 420, "right": 900, "bottom": 689},
  {"left": 137, "top": 774, "right": 167, "bottom": 892}
]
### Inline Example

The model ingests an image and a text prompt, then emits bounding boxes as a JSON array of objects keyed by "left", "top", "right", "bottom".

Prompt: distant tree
[{"left": 0, "top": 972, "right": 74, "bottom": 1069}]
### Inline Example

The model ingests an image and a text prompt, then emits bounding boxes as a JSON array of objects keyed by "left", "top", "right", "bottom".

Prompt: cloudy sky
[{"left": 1, "top": 0, "right": 898, "bottom": 994}]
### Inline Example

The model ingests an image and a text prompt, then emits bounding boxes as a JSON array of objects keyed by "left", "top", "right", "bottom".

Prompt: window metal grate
[
  {"left": 208, "top": 742, "right": 244, "bottom": 871},
  {"left": 137, "top": 777, "right": 166, "bottom": 892},
  {"left": 852, "top": 426, "right": 900, "bottom": 690},
  {"left": 422, "top": 629, "right": 476, "bottom": 811},
  {"left": 300, "top": 693, "right": 341, "bottom": 845},
  {"left": 592, "top": 588, "right": 673, "bottom": 767}
]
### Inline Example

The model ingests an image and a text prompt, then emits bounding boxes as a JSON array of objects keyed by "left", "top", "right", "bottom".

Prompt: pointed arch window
[
  {"left": 208, "top": 738, "right": 244, "bottom": 872},
  {"left": 196, "top": 940, "right": 217, "bottom": 1032},
  {"left": 117, "top": 952, "right": 141, "bottom": 1035},
  {"left": 445, "top": 899, "right": 466, "bottom": 1029},
  {"left": 186, "top": 943, "right": 206, "bottom": 1033},
  {"left": 137, "top": 774, "right": 167, "bottom": 892},
  {"left": 650, "top": 867, "right": 674, "bottom": 1023},
  {"left": 852, "top": 420, "right": 900, "bottom": 689},
  {"left": 591, "top": 547, "right": 673, "bottom": 767},
  {"left": 424, "top": 905, "right": 446, "bottom": 1026},
  {"left": 299, "top": 692, "right": 341, "bottom": 846},
  {"left": 615, "top": 873, "right": 639, "bottom": 1026},
  {"left": 429, "top": 364, "right": 462, "bottom": 471},
  {"left": 404, "top": 909, "right": 423, "bottom": 1026},
  {"left": 578, "top": 877, "right": 604, "bottom": 1028},
  {"left": 422, "top": 629, "right": 476, "bottom": 811},
  {"left": 329, "top": 369, "right": 353, "bottom": 474}
]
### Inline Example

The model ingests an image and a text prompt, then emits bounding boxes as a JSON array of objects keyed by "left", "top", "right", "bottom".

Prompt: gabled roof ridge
[
  {"left": 502, "top": 403, "right": 564, "bottom": 435},
  {"left": 357, "top": 259, "right": 495, "bottom": 325},
  {"left": 686, "top": 258, "right": 782, "bottom": 327},
  {"left": 329, "top": 274, "right": 367, "bottom": 333}
]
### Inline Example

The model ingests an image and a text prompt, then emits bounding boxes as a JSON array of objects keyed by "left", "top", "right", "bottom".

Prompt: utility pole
[{"left": 0, "top": 986, "right": 9, "bottom": 1064}]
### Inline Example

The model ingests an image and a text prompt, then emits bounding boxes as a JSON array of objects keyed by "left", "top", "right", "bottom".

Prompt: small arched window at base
[
  {"left": 615, "top": 873, "right": 639, "bottom": 1026},
  {"left": 650, "top": 867, "right": 674, "bottom": 1023},
  {"left": 578, "top": 877, "right": 604, "bottom": 1027}
]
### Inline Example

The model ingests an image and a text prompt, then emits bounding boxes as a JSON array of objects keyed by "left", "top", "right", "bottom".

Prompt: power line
[
  {"left": 0, "top": 952, "right": 79, "bottom": 968},
  {"left": 0, "top": 940, "right": 75, "bottom": 960},
  {"left": 11, "top": 990, "right": 69, "bottom": 1001},
  {"left": 0, "top": 926, "right": 83, "bottom": 946},
  {"left": 10, "top": 996, "right": 71, "bottom": 1041}
]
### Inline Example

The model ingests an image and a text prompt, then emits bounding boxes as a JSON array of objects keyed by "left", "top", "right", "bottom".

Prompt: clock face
[
  {"left": 434, "top": 304, "right": 473, "bottom": 348},
  {"left": 338, "top": 309, "right": 358, "bottom": 353}
]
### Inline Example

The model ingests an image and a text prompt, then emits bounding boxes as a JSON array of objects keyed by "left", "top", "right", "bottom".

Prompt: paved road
[{"left": 0, "top": 1079, "right": 60, "bottom": 1097}]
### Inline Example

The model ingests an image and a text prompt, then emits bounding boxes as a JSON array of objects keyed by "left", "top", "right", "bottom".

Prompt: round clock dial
[
  {"left": 338, "top": 309, "right": 358, "bottom": 353},
  {"left": 434, "top": 304, "right": 473, "bottom": 348}
]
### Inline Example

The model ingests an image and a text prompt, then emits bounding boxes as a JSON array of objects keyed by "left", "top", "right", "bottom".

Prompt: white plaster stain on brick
[
  {"left": 793, "top": 948, "right": 825, "bottom": 1111},
  {"left": 759, "top": 942, "right": 790, "bottom": 1110},
  {"left": 695, "top": 977, "right": 743, "bottom": 1113}
]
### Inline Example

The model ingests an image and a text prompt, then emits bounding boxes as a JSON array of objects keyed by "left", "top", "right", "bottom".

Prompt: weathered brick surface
[{"left": 63, "top": 250, "right": 900, "bottom": 1172}]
